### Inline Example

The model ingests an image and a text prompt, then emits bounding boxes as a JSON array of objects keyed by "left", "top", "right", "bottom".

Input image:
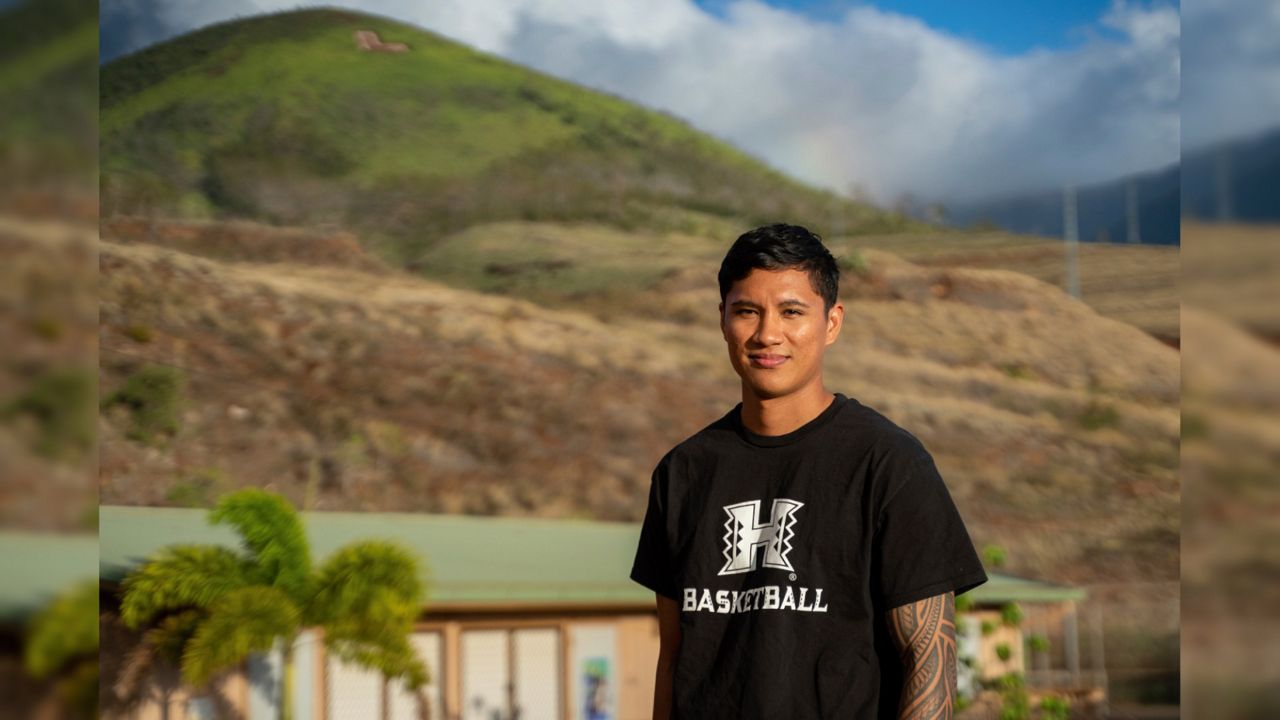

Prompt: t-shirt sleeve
[
  {"left": 871, "top": 436, "right": 988, "bottom": 610},
  {"left": 630, "top": 455, "right": 680, "bottom": 600}
]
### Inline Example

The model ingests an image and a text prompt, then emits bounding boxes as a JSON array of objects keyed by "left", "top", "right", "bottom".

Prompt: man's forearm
[
  {"left": 888, "top": 591, "right": 957, "bottom": 720},
  {"left": 653, "top": 593, "right": 681, "bottom": 720},
  {"left": 653, "top": 653, "right": 676, "bottom": 720}
]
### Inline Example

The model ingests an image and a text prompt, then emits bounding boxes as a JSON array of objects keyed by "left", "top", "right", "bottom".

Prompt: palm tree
[
  {"left": 120, "top": 488, "right": 430, "bottom": 720},
  {"left": 24, "top": 579, "right": 99, "bottom": 720}
]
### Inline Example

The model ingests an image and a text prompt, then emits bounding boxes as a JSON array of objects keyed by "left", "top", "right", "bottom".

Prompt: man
[{"left": 630, "top": 224, "right": 988, "bottom": 719}]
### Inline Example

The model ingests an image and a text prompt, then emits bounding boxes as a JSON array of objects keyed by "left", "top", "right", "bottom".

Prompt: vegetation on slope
[
  {"left": 100, "top": 7, "right": 916, "bottom": 264},
  {"left": 0, "top": 0, "right": 97, "bottom": 208}
]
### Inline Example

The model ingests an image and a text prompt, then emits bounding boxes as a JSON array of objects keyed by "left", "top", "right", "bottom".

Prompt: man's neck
[{"left": 739, "top": 383, "right": 835, "bottom": 437}]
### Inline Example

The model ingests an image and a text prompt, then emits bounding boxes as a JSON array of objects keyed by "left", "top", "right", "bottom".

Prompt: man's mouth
[{"left": 749, "top": 353, "right": 789, "bottom": 368}]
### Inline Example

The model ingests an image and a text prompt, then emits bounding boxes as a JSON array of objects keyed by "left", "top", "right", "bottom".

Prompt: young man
[{"left": 630, "top": 224, "right": 988, "bottom": 719}]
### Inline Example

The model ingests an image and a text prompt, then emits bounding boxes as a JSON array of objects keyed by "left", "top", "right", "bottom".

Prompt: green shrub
[
  {"left": 999, "top": 363, "right": 1033, "bottom": 380},
  {"left": 982, "top": 620, "right": 998, "bottom": 636},
  {"left": 1040, "top": 694, "right": 1070, "bottom": 720},
  {"left": 123, "top": 323, "right": 153, "bottom": 343},
  {"left": 996, "top": 672, "right": 1030, "bottom": 720},
  {"left": 1, "top": 366, "right": 96, "bottom": 461},
  {"left": 1181, "top": 412, "right": 1209, "bottom": 440},
  {"left": 996, "top": 642, "right": 1012, "bottom": 661},
  {"left": 1078, "top": 400, "right": 1120, "bottom": 430},
  {"left": 166, "top": 467, "right": 228, "bottom": 508},
  {"left": 982, "top": 544, "right": 1007, "bottom": 568},
  {"left": 1001, "top": 602, "right": 1023, "bottom": 627},
  {"left": 101, "top": 364, "right": 184, "bottom": 444},
  {"left": 837, "top": 250, "right": 868, "bottom": 275},
  {"left": 997, "top": 672, "right": 1025, "bottom": 692},
  {"left": 1028, "top": 634, "right": 1050, "bottom": 653},
  {"left": 24, "top": 578, "right": 99, "bottom": 719},
  {"left": 955, "top": 593, "right": 975, "bottom": 612},
  {"left": 30, "top": 317, "right": 63, "bottom": 340}
]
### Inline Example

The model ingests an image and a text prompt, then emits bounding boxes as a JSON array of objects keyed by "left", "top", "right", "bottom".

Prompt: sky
[
  {"left": 96, "top": 0, "right": 1198, "bottom": 204},
  {"left": 1181, "top": 0, "right": 1280, "bottom": 152},
  {"left": 700, "top": 0, "right": 1126, "bottom": 54}
]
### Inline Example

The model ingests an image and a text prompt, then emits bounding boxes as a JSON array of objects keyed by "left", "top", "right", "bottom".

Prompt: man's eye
[
  {"left": 784, "top": 309, "right": 802, "bottom": 316},
  {"left": 736, "top": 309, "right": 756, "bottom": 316}
]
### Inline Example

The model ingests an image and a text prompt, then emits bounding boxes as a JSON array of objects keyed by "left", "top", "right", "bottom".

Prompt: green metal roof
[
  {"left": 967, "top": 572, "right": 1086, "bottom": 604},
  {"left": 100, "top": 505, "right": 653, "bottom": 607},
  {"left": 0, "top": 532, "right": 99, "bottom": 621},
  {"left": 99, "top": 506, "right": 1084, "bottom": 608}
]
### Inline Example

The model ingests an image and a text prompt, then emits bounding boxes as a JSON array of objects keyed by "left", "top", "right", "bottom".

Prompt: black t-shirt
[{"left": 630, "top": 392, "right": 988, "bottom": 719}]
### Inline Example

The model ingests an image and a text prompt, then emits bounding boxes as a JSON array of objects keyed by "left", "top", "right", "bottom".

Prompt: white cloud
[
  {"left": 104, "top": 0, "right": 1182, "bottom": 203},
  {"left": 1183, "top": 0, "right": 1280, "bottom": 151}
]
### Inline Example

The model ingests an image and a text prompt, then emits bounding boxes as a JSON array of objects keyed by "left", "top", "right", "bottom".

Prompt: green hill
[
  {"left": 0, "top": 0, "right": 97, "bottom": 208},
  {"left": 100, "top": 7, "right": 914, "bottom": 265}
]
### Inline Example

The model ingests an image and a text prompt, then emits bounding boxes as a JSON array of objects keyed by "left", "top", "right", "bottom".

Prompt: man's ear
[
  {"left": 719, "top": 302, "right": 725, "bottom": 336},
  {"left": 825, "top": 301, "right": 844, "bottom": 346}
]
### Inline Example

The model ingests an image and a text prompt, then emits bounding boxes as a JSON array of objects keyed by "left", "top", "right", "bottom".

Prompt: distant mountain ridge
[
  {"left": 945, "top": 163, "right": 1180, "bottom": 246},
  {"left": 1181, "top": 126, "right": 1280, "bottom": 222},
  {"left": 943, "top": 125, "right": 1280, "bottom": 245}
]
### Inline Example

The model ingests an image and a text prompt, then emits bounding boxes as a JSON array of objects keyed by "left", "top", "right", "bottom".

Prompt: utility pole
[
  {"left": 1126, "top": 177, "right": 1141, "bottom": 244},
  {"left": 1063, "top": 184, "right": 1081, "bottom": 299}
]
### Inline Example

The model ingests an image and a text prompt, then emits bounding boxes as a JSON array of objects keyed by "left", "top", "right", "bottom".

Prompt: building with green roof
[{"left": 98, "top": 505, "right": 1100, "bottom": 720}]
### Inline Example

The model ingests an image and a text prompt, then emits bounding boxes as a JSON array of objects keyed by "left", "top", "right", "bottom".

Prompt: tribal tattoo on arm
[{"left": 886, "top": 590, "right": 958, "bottom": 720}]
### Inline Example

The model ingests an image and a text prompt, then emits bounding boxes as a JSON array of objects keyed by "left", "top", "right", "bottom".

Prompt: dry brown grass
[
  {"left": 835, "top": 231, "right": 1180, "bottom": 340},
  {"left": 97, "top": 221, "right": 1179, "bottom": 590},
  {"left": 0, "top": 216, "right": 98, "bottom": 531},
  {"left": 1182, "top": 222, "right": 1280, "bottom": 338}
]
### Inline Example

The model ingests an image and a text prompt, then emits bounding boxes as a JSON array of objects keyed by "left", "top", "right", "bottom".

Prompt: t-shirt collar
[{"left": 732, "top": 392, "right": 848, "bottom": 448}]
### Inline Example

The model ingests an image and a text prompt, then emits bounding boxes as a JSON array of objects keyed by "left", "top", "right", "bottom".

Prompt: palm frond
[
  {"left": 144, "top": 608, "right": 205, "bottom": 665},
  {"left": 209, "top": 488, "right": 312, "bottom": 603},
  {"left": 120, "top": 545, "right": 251, "bottom": 628},
  {"left": 326, "top": 633, "right": 430, "bottom": 689},
  {"left": 181, "top": 586, "right": 301, "bottom": 687},
  {"left": 314, "top": 541, "right": 430, "bottom": 688},
  {"left": 24, "top": 578, "right": 98, "bottom": 678},
  {"left": 322, "top": 587, "right": 417, "bottom": 647},
  {"left": 310, "top": 540, "right": 425, "bottom": 627}
]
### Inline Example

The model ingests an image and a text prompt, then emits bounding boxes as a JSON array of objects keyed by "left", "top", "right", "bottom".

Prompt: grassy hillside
[
  {"left": 99, "top": 6, "right": 1180, "bottom": 340},
  {"left": 0, "top": 217, "right": 98, "bottom": 533},
  {"left": 0, "top": 0, "right": 97, "bottom": 217},
  {"left": 1182, "top": 297, "right": 1280, "bottom": 715},
  {"left": 100, "top": 7, "right": 914, "bottom": 261}
]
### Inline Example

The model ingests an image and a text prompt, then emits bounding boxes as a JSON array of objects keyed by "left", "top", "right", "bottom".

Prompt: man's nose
[{"left": 752, "top": 310, "right": 782, "bottom": 345}]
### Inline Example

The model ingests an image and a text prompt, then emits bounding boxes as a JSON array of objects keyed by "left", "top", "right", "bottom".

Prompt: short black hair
[{"left": 718, "top": 223, "right": 839, "bottom": 313}]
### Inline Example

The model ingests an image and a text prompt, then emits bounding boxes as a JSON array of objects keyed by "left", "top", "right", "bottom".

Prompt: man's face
[{"left": 719, "top": 267, "right": 844, "bottom": 401}]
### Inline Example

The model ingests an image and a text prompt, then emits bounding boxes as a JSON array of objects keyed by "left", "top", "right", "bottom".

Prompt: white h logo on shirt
[{"left": 719, "top": 498, "right": 803, "bottom": 575}]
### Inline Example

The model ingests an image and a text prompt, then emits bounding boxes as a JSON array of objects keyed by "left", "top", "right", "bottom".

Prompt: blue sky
[{"left": 698, "top": 0, "right": 1149, "bottom": 54}]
